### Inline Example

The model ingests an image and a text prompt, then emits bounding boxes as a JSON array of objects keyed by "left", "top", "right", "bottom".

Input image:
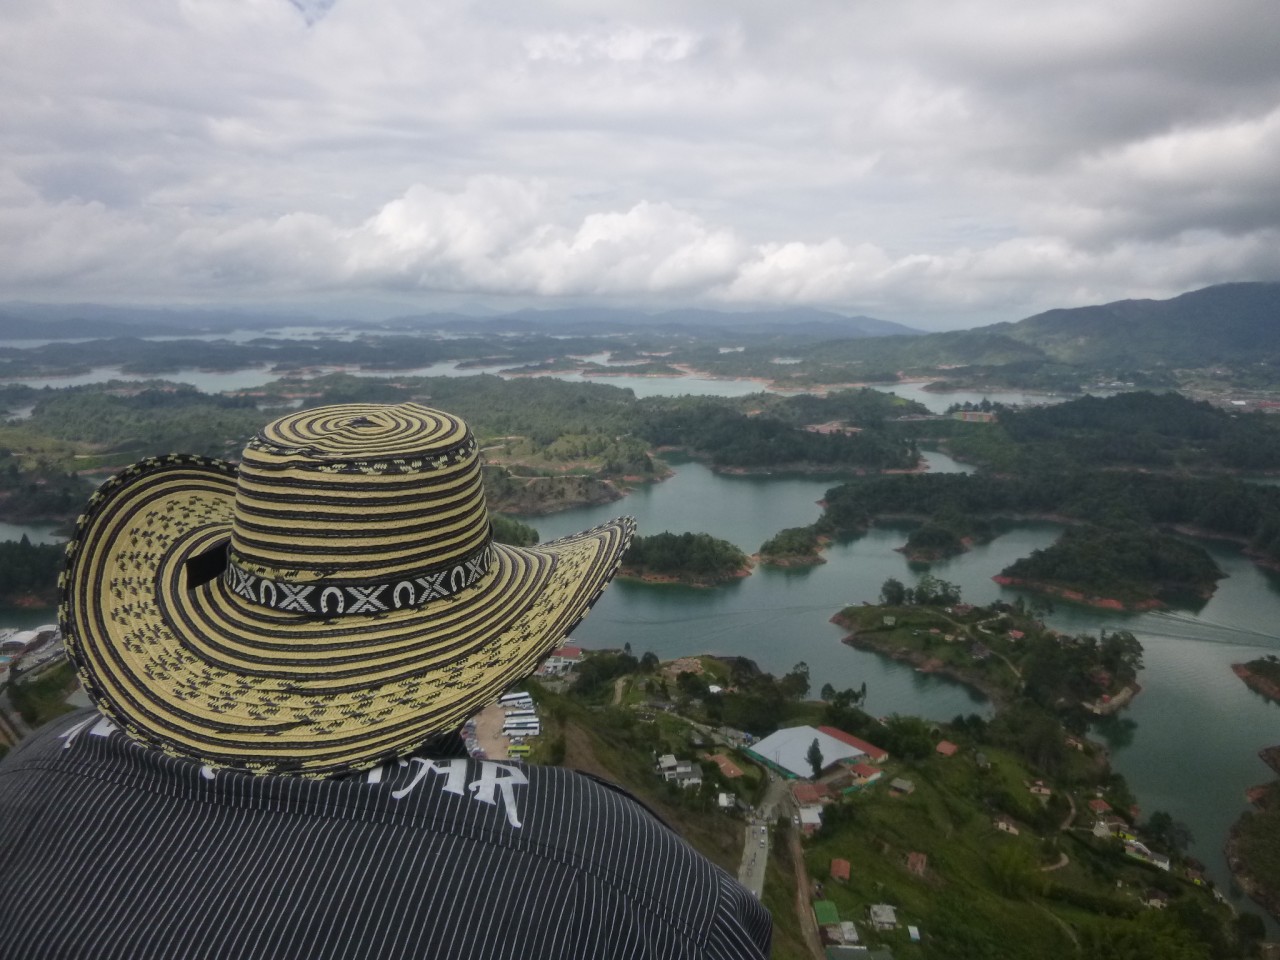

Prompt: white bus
[{"left": 498, "top": 693, "right": 533, "bottom": 706}]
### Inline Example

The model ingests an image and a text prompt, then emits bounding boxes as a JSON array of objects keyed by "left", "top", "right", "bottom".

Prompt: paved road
[
  {"left": 739, "top": 822, "right": 769, "bottom": 897},
  {"left": 738, "top": 778, "right": 794, "bottom": 897}
]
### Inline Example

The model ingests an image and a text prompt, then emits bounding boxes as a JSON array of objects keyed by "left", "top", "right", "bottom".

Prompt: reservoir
[
  {"left": 2, "top": 353, "right": 1066, "bottom": 408},
  {"left": 1, "top": 367, "right": 1275, "bottom": 919},
  {"left": 526, "top": 453, "right": 1280, "bottom": 917}
]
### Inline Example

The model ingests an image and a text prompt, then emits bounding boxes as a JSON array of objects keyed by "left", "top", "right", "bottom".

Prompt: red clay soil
[
  {"left": 991, "top": 575, "right": 1162, "bottom": 612},
  {"left": 1235, "top": 664, "right": 1280, "bottom": 707}
]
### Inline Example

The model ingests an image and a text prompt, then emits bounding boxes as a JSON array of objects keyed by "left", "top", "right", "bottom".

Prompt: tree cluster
[
  {"left": 1001, "top": 524, "right": 1223, "bottom": 603},
  {"left": 821, "top": 468, "right": 1280, "bottom": 563},
  {"left": 0, "top": 535, "right": 64, "bottom": 603},
  {"left": 622, "top": 532, "right": 749, "bottom": 580}
]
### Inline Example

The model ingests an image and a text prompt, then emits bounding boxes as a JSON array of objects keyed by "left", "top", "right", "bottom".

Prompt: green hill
[
  {"left": 740, "top": 282, "right": 1280, "bottom": 385},
  {"left": 997, "top": 282, "right": 1280, "bottom": 366}
]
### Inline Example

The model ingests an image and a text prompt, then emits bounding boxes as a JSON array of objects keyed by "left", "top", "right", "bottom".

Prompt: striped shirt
[{"left": 0, "top": 710, "right": 772, "bottom": 959}]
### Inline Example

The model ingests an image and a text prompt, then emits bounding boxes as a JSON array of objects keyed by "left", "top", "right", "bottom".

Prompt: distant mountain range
[
  {"left": 807, "top": 282, "right": 1280, "bottom": 371},
  {"left": 390, "top": 305, "right": 920, "bottom": 341},
  {"left": 0, "top": 302, "right": 916, "bottom": 342},
  {"left": 0, "top": 284, "right": 1275, "bottom": 370},
  {"left": 991, "top": 282, "right": 1280, "bottom": 366}
]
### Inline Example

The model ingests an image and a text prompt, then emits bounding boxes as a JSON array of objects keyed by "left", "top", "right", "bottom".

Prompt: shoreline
[
  {"left": 1233, "top": 663, "right": 1280, "bottom": 705},
  {"left": 1226, "top": 743, "right": 1280, "bottom": 923},
  {"left": 991, "top": 575, "right": 1165, "bottom": 612},
  {"left": 755, "top": 551, "right": 827, "bottom": 568},
  {"left": 832, "top": 610, "right": 1142, "bottom": 716},
  {"left": 618, "top": 560, "right": 754, "bottom": 589},
  {"left": 831, "top": 613, "right": 1005, "bottom": 706},
  {"left": 1227, "top": 821, "right": 1280, "bottom": 922}
]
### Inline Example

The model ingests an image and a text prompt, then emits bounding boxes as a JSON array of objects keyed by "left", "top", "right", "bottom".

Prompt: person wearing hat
[{"left": 0, "top": 403, "right": 771, "bottom": 960}]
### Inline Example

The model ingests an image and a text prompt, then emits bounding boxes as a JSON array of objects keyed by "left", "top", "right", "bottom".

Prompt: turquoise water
[
  {"left": 3, "top": 413, "right": 1277, "bottom": 917},
  {"left": 527, "top": 456, "right": 1280, "bottom": 915}
]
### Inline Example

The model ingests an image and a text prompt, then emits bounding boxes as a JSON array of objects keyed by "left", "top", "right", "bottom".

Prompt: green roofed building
[{"left": 813, "top": 900, "right": 840, "bottom": 926}]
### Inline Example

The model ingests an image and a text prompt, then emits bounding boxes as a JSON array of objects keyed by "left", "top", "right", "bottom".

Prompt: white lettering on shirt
[{"left": 388, "top": 758, "right": 526, "bottom": 828}]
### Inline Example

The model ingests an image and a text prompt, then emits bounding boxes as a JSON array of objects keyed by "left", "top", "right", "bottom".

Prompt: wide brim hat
[{"left": 60, "top": 402, "right": 634, "bottom": 777}]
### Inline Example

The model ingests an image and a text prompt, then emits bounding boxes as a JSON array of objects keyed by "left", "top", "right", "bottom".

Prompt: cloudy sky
[{"left": 2, "top": 0, "right": 1279, "bottom": 329}]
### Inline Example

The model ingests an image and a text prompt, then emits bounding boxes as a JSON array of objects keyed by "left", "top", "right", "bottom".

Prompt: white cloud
[
  {"left": 524, "top": 26, "right": 699, "bottom": 64},
  {"left": 1, "top": 0, "right": 1279, "bottom": 327}
]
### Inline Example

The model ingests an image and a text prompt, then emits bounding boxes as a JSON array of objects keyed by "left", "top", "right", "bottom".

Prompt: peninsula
[{"left": 832, "top": 576, "right": 1144, "bottom": 714}]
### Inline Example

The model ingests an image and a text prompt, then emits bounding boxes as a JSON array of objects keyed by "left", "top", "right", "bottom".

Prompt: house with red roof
[
  {"left": 792, "top": 781, "right": 833, "bottom": 806},
  {"left": 935, "top": 740, "right": 959, "bottom": 757},
  {"left": 817, "top": 726, "right": 888, "bottom": 764},
  {"left": 830, "top": 858, "right": 850, "bottom": 882}
]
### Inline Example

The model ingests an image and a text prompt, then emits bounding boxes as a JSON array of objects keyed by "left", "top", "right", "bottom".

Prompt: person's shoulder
[{"left": 533, "top": 764, "right": 678, "bottom": 831}]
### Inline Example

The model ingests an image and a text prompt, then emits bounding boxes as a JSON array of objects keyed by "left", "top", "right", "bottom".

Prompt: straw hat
[{"left": 60, "top": 402, "right": 634, "bottom": 776}]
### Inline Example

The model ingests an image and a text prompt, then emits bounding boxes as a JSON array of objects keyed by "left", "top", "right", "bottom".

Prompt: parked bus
[
  {"left": 498, "top": 693, "right": 533, "bottom": 706},
  {"left": 503, "top": 724, "right": 541, "bottom": 736},
  {"left": 504, "top": 709, "right": 537, "bottom": 719},
  {"left": 507, "top": 745, "right": 531, "bottom": 757}
]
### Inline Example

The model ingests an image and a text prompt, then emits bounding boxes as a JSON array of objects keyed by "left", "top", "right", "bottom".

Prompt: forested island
[
  {"left": 899, "top": 514, "right": 996, "bottom": 563},
  {"left": 833, "top": 576, "right": 1144, "bottom": 716},
  {"left": 757, "top": 526, "right": 826, "bottom": 566},
  {"left": 994, "top": 525, "right": 1224, "bottom": 611},
  {"left": 816, "top": 466, "right": 1280, "bottom": 570},
  {"left": 618, "top": 531, "right": 752, "bottom": 586}
]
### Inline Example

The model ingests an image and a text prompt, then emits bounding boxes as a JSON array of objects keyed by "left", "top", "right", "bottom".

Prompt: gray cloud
[{"left": 1, "top": 0, "right": 1278, "bottom": 328}]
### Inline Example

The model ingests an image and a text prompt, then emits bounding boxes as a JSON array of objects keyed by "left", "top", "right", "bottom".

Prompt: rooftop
[{"left": 746, "top": 725, "right": 877, "bottom": 779}]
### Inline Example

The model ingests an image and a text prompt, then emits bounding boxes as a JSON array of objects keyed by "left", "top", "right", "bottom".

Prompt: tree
[
  {"left": 882, "top": 715, "right": 933, "bottom": 760},
  {"left": 779, "top": 661, "right": 810, "bottom": 701},
  {"left": 1144, "top": 810, "right": 1193, "bottom": 854},
  {"left": 639, "top": 651, "right": 660, "bottom": 673},
  {"left": 909, "top": 573, "right": 962, "bottom": 607},
  {"left": 676, "top": 670, "right": 709, "bottom": 700},
  {"left": 820, "top": 682, "right": 836, "bottom": 701},
  {"left": 880, "top": 576, "right": 907, "bottom": 606},
  {"left": 806, "top": 738, "right": 824, "bottom": 778},
  {"left": 1100, "top": 630, "right": 1144, "bottom": 684}
]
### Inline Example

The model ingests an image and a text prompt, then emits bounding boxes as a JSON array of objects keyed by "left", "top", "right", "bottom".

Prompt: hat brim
[{"left": 61, "top": 455, "right": 634, "bottom": 776}]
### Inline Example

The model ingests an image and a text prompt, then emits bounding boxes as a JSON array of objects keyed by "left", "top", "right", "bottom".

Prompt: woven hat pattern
[
  {"left": 60, "top": 403, "right": 634, "bottom": 776},
  {"left": 231, "top": 405, "right": 489, "bottom": 584}
]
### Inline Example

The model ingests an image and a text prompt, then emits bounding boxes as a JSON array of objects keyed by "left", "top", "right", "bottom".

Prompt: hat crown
[{"left": 230, "top": 403, "right": 490, "bottom": 584}]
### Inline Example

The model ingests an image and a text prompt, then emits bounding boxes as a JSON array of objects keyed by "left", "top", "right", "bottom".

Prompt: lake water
[
  {"left": 866, "top": 382, "right": 1078, "bottom": 414},
  {"left": 0, "top": 521, "right": 65, "bottom": 544},
  {"left": 525, "top": 453, "right": 1280, "bottom": 917},
  {"left": 1, "top": 348, "right": 1075, "bottom": 408},
  {"left": 2, "top": 353, "right": 1274, "bottom": 917}
]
